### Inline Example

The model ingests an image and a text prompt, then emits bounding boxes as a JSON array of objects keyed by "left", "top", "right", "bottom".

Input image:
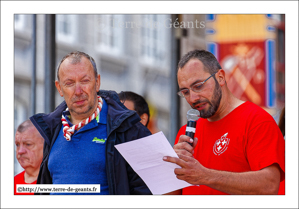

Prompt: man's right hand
[{"left": 173, "top": 135, "right": 198, "bottom": 157}]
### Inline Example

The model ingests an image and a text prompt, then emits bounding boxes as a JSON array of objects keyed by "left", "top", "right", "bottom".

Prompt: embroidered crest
[{"left": 213, "top": 133, "right": 230, "bottom": 156}]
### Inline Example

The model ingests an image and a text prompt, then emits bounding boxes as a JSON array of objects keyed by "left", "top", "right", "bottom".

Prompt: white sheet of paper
[{"left": 115, "top": 131, "right": 192, "bottom": 195}]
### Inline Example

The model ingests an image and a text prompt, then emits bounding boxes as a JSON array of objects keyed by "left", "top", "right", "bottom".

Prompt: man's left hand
[{"left": 163, "top": 154, "right": 208, "bottom": 185}]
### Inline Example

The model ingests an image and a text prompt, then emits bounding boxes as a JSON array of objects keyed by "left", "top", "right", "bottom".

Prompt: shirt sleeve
[
  {"left": 246, "top": 120, "right": 285, "bottom": 181},
  {"left": 175, "top": 125, "right": 187, "bottom": 145}
]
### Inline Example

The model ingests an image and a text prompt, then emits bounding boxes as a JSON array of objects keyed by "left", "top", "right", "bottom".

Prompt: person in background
[
  {"left": 278, "top": 106, "right": 285, "bottom": 195},
  {"left": 163, "top": 49, "right": 285, "bottom": 195},
  {"left": 14, "top": 120, "right": 44, "bottom": 195},
  {"left": 278, "top": 107, "right": 285, "bottom": 138},
  {"left": 30, "top": 51, "right": 151, "bottom": 195},
  {"left": 118, "top": 91, "right": 150, "bottom": 127}
]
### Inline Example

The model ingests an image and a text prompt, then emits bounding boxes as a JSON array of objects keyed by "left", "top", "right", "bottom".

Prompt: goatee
[{"left": 193, "top": 81, "right": 222, "bottom": 118}]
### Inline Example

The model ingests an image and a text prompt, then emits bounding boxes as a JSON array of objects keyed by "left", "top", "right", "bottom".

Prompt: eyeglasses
[{"left": 177, "top": 71, "right": 217, "bottom": 97}]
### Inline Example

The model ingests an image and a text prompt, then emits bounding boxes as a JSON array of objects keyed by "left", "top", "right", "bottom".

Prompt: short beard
[
  {"left": 69, "top": 94, "right": 97, "bottom": 116},
  {"left": 192, "top": 80, "right": 222, "bottom": 118},
  {"left": 69, "top": 104, "right": 94, "bottom": 116}
]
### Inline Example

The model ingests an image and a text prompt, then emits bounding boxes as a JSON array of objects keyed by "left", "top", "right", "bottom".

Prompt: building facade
[{"left": 14, "top": 14, "right": 173, "bottom": 175}]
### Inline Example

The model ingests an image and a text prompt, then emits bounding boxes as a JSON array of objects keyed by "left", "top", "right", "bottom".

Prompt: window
[
  {"left": 140, "top": 15, "right": 169, "bottom": 66},
  {"left": 56, "top": 15, "right": 77, "bottom": 43},
  {"left": 95, "top": 15, "right": 124, "bottom": 54},
  {"left": 14, "top": 14, "right": 26, "bottom": 31}
]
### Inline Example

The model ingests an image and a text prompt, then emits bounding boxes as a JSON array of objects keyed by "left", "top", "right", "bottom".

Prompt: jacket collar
[
  {"left": 30, "top": 90, "right": 140, "bottom": 145},
  {"left": 98, "top": 90, "right": 140, "bottom": 134}
]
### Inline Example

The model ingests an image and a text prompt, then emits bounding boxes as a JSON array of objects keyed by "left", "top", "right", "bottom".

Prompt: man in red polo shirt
[
  {"left": 14, "top": 120, "right": 44, "bottom": 195},
  {"left": 163, "top": 49, "right": 285, "bottom": 195}
]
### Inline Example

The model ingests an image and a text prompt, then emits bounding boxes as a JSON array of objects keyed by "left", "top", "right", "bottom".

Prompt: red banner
[{"left": 219, "top": 42, "right": 266, "bottom": 107}]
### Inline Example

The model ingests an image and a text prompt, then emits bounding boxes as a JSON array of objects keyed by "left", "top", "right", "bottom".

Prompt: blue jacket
[{"left": 30, "top": 90, "right": 152, "bottom": 195}]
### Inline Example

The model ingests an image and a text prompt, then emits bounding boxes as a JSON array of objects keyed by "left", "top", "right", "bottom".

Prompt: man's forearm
[
  {"left": 163, "top": 154, "right": 281, "bottom": 195},
  {"left": 203, "top": 164, "right": 281, "bottom": 195}
]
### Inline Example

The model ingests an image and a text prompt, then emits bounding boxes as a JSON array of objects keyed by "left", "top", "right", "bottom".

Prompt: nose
[
  {"left": 17, "top": 145, "right": 26, "bottom": 155},
  {"left": 74, "top": 83, "right": 83, "bottom": 95},
  {"left": 189, "top": 89, "right": 200, "bottom": 104}
]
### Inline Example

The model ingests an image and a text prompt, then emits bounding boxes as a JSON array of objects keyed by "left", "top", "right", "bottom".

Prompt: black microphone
[{"left": 185, "top": 109, "right": 200, "bottom": 146}]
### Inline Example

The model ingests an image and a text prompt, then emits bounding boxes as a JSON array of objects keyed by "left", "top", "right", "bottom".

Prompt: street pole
[
  {"left": 44, "top": 14, "right": 56, "bottom": 113},
  {"left": 31, "top": 14, "right": 37, "bottom": 115},
  {"left": 169, "top": 14, "right": 181, "bottom": 146}
]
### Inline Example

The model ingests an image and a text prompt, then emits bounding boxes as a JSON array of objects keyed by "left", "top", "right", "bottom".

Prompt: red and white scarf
[{"left": 61, "top": 96, "right": 103, "bottom": 141}]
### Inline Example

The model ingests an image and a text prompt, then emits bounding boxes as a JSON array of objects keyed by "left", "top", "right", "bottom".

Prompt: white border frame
[{"left": 1, "top": 1, "right": 298, "bottom": 208}]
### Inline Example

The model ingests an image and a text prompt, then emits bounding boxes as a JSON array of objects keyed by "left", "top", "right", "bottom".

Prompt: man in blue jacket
[{"left": 30, "top": 51, "right": 152, "bottom": 195}]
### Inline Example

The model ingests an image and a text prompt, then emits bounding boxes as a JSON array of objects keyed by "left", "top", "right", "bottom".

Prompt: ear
[
  {"left": 140, "top": 113, "right": 149, "bottom": 127},
  {"left": 216, "top": 69, "right": 226, "bottom": 86},
  {"left": 55, "top": 80, "right": 64, "bottom": 97},
  {"left": 96, "top": 74, "right": 101, "bottom": 92}
]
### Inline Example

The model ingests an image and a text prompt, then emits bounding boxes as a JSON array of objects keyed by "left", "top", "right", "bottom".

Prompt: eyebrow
[
  {"left": 62, "top": 75, "right": 90, "bottom": 83},
  {"left": 15, "top": 139, "right": 33, "bottom": 144},
  {"left": 63, "top": 78, "right": 74, "bottom": 83},
  {"left": 81, "top": 75, "right": 90, "bottom": 79},
  {"left": 179, "top": 79, "right": 202, "bottom": 91},
  {"left": 22, "top": 139, "right": 33, "bottom": 143}
]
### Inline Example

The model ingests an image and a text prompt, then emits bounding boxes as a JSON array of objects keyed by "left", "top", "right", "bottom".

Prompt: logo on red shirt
[{"left": 213, "top": 132, "right": 230, "bottom": 156}]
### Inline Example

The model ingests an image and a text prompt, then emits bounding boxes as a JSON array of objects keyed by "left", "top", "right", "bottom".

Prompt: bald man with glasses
[{"left": 164, "top": 49, "right": 285, "bottom": 195}]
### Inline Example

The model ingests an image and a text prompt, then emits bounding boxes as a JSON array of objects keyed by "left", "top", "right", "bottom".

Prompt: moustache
[
  {"left": 72, "top": 95, "right": 88, "bottom": 102},
  {"left": 17, "top": 155, "right": 28, "bottom": 160},
  {"left": 191, "top": 99, "right": 211, "bottom": 109}
]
